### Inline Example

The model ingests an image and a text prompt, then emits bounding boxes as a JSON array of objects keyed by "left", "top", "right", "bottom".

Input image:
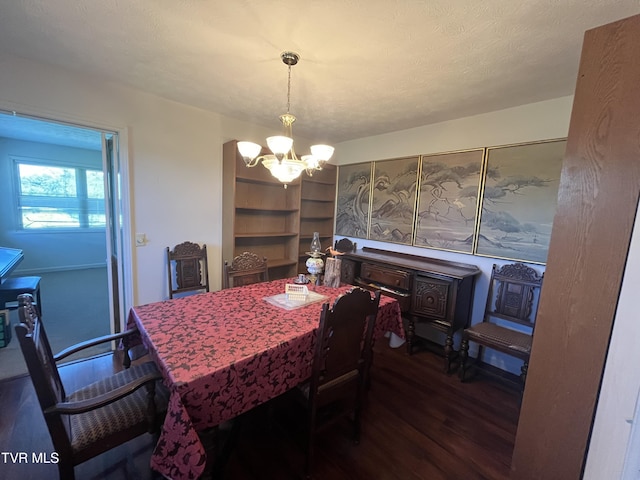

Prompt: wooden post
[
  {"left": 511, "top": 14, "right": 640, "bottom": 479},
  {"left": 323, "top": 257, "right": 342, "bottom": 288}
]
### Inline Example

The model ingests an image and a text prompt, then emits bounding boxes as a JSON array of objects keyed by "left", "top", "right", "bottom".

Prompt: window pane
[
  {"left": 16, "top": 161, "right": 105, "bottom": 230},
  {"left": 86, "top": 198, "right": 105, "bottom": 228},
  {"left": 19, "top": 164, "right": 76, "bottom": 196},
  {"left": 88, "top": 213, "right": 106, "bottom": 227},
  {"left": 21, "top": 207, "right": 80, "bottom": 228},
  {"left": 86, "top": 170, "right": 104, "bottom": 199}
]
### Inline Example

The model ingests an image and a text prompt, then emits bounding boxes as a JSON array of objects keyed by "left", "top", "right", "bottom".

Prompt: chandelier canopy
[{"left": 237, "top": 51, "right": 334, "bottom": 187}]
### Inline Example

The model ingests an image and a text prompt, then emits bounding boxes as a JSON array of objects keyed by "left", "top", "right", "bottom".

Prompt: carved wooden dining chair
[
  {"left": 295, "top": 287, "right": 381, "bottom": 478},
  {"left": 14, "top": 293, "right": 169, "bottom": 480},
  {"left": 459, "top": 262, "right": 544, "bottom": 389},
  {"left": 166, "top": 241, "right": 210, "bottom": 298},
  {"left": 334, "top": 237, "right": 357, "bottom": 254},
  {"left": 326, "top": 237, "right": 357, "bottom": 257},
  {"left": 223, "top": 251, "right": 269, "bottom": 289}
]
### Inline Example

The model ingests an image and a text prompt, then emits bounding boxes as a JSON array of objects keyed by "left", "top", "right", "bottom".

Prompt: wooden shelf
[
  {"left": 235, "top": 175, "right": 294, "bottom": 186},
  {"left": 300, "top": 232, "right": 334, "bottom": 239},
  {"left": 235, "top": 232, "right": 298, "bottom": 238},
  {"left": 225, "top": 141, "right": 336, "bottom": 280},
  {"left": 303, "top": 178, "right": 336, "bottom": 185},
  {"left": 224, "top": 140, "right": 304, "bottom": 281},
  {"left": 300, "top": 216, "right": 333, "bottom": 220},
  {"left": 297, "top": 165, "right": 336, "bottom": 274},
  {"left": 235, "top": 168, "right": 302, "bottom": 187},
  {"left": 267, "top": 258, "right": 298, "bottom": 268},
  {"left": 301, "top": 197, "right": 334, "bottom": 202},
  {"left": 235, "top": 207, "right": 299, "bottom": 213}
]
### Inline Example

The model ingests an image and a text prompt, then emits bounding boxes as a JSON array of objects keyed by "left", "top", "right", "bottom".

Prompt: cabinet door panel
[
  {"left": 412, "top": 276, "right": 451, "bottom": 320},
  {"left": 340, "top": 258, "right": 356, "bottom": 284}
]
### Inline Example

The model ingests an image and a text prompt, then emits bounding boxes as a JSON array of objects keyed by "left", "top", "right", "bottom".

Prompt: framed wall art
[
  {"left": 475, "top": 138, "right": 567, "bottom": 264},
  {"left": 335, "top": 162, "right": 372, "bottom": 238},
  {"left": 414, "top": 149, "right": 485, "bottom": 253},
  {"left": 369, "top": 156, "right": 419, "bottom": 245}
]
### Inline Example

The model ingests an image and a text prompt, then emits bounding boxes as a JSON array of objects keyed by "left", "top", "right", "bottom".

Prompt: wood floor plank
[{"left": 0, "top": 345, "right": 519, "bottom": 480}]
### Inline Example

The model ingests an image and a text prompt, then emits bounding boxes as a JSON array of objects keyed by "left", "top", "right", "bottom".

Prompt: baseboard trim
[{"left": 15, "top": 263, "right": 107, "bottom": 275}]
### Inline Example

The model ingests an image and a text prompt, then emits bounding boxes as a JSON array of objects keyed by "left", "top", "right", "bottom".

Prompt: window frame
[{"left": 12, "top": 155, "right": 106, "bottom": 231}]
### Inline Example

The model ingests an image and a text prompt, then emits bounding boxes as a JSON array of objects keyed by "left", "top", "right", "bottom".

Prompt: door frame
[{"left": 0, "top": 103, "right": 134, "bottom": 333}]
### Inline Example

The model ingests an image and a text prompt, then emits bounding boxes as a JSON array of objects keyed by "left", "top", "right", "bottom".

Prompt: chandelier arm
[{"left": 247, "top": 156, "right": 262, "bottom": 167}]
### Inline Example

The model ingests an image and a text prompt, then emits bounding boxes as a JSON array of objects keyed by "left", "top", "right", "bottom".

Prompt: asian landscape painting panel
[
  {"left": 369, "top": 156, "right": 419, "bottom": 245},
  {"left": 414, "top": 149, "right": 484, "bottom": 253},
  {"left": 475, "top": 139, "right": 567, "bottom": 264},
  {"left": 335, "top": 162, "right": 372, "bottom": 239}
]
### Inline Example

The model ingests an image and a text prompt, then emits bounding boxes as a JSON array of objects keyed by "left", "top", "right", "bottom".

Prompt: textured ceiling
[{"left": 0, "top": 0, "right": 639, "bottom": 145}]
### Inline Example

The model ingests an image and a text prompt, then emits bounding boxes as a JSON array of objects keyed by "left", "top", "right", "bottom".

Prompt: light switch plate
[{"left": 135, "top": 233, "right": 146, "bottom": 246}]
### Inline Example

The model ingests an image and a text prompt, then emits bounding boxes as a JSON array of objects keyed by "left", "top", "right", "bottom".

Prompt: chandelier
[{"left": 237, "top": 51, "right": 334, "bottom": 187}]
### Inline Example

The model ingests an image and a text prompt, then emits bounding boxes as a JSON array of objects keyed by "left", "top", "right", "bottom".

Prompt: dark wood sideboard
[{"left": 340, "top": 247, "right": 481, "bottom": 372}]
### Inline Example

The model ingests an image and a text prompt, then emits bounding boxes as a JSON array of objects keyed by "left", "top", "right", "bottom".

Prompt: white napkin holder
[{"left": 285, "top": 283, "right": 309, "bottom": 302}]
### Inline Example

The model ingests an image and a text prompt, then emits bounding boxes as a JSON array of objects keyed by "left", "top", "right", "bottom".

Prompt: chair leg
[
  {"left": 520, "top": 361, "right": 529, "bottom": 391},
  {"left": 364, "top": 342, "right": 375, "bottom": 392},
  {"left": 406, "top": 317, "right": 415, "bottom": 355},
  {"left": 353, "top": 384, "right": 365, "bottom": 445},
  {"left": 459, "top": 337, "right": 469, "bottom": 381},
  {"left": 36, "top": 287, "right": 42, "bottom": 316},
  {"left": 305, "top": 432, "right": 314, "bottom": 479},
  {"left": 444, "top": 334, "right": 455, "bottom": 373},
  {"left": 305, "top": 408, "right": 317, "bottom": 479},
  {"left": 353, "top": 406, "right": 361, "bottom": 445},
  {"left": 57, "top": 459, "right": 75, "bottom": 480}
]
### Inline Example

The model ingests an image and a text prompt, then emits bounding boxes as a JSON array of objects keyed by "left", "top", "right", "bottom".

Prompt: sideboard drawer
[{"left": 360, "top": 262, "right": 412, "bottom": 290}]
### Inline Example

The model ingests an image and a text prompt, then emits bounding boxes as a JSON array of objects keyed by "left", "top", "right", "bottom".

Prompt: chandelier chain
[{"left": 286, "top": 64, "right": 292, "bottom": 114}]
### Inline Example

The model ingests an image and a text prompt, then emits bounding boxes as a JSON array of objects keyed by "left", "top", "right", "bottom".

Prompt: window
[{"left": 15, "top": 160, "right": 105, "bottom": 229}]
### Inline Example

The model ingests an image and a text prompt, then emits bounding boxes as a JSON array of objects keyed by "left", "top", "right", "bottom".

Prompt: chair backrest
[
  {"left": 484, "top": 263, "right": 544, "bottom": 328},
  {"left": 15, "top": 294, "right": 70, "bottom": 452},
  {"left": 167, "top": 241, "right": 210, "bottom": 299},
  {"left": 334, "top": 238, "right": 357, "bottom": 254},
  {"left": 310, "top": 287, "right": 381, "bottom": 405},
  {"left": 223, "top": 251, "right": 269, "bottom": 289}
]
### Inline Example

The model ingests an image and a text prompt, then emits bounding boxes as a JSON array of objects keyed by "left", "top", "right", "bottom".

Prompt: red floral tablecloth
[{"left": 127, "top": 279, "right": 403, "bottom": 480}]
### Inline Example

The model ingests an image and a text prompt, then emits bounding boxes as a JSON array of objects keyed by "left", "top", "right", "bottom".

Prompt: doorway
[{"left": 0, "top": 111, "right": 130, "bottom": 380}]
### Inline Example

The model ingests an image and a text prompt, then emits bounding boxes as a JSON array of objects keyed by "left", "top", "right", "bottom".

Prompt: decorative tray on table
[{"left": 264, "top": 284, "right": 328, "bottom": 311}]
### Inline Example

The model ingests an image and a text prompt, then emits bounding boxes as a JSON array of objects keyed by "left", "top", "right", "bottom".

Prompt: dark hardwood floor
[{"left": 0, "top": 344, "right": 520, "bottom": 480}]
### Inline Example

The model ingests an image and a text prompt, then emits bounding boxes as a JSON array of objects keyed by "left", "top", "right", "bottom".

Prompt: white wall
[
  {"left": 334, "top": 96, "right": 573, "bottom": 162},
  {"left": 0, "top": 52, "right": 282, "bottom": 305},
  {"left": 583, "top": 195, "right": 640, "bottom": 479},
  {"left": 332, "top": 96, "right": 574, "bottom": 373}
]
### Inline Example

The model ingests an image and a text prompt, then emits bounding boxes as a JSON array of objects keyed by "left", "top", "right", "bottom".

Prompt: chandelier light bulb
[
  {"left": 237, "top": 141, "right": 262, "bottom": 165},
  {"left": 302, "top": 155, "right": 319, "bottom": 171},
  {"left": 310, "top": 144, "right": 335, "bottom": 162},
  {"left": 266, "top": 136, "right": 293, "bottom": 161}
]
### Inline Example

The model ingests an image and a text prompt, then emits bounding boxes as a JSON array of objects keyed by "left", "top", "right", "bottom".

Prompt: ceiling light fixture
[{"left": 237, "top": 51, "right": 334, "bottom": 187}]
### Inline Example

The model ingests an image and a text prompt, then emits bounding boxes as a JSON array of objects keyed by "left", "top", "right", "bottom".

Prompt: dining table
[{"left": 126, "top": 278, "right": 404, "bottom": 480}]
